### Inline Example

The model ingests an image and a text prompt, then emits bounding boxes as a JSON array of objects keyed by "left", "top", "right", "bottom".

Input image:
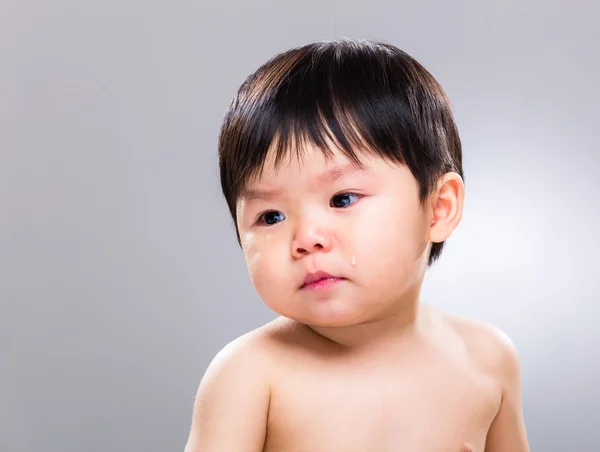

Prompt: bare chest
[{"left": 264, "top": 356, "right": 500, "bottom": 452}]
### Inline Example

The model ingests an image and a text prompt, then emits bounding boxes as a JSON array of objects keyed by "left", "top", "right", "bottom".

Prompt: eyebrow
[
  {"left": 321, "top": 161, "right": 368, "bottom": 182},
  {"left": 239, "top": 162, "right": 369, "bottom": 202}
]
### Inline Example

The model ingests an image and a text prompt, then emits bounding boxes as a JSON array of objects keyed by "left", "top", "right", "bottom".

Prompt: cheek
[
  {"left": 353, "top": 200, "right": 429, "bottom": 274},
  {"left": 243, "top": 235, "right": 289, "bottom": 295},
  {"left": 242, "top": 232, "right": 264, "bottom": 281},
  {"left": 245, "top": 249, "right": 262, "bottom": 277}
]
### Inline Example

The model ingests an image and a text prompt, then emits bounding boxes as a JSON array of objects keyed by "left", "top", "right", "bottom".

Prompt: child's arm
[
  {"left": 484, "top": 334, "right": 530, "bottom": 452},
  {"left": 184, "top": 337, "right": 271, "bottom": 452}
]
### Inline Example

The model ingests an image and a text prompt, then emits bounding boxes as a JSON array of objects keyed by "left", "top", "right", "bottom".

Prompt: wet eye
[
  {"left": 330, "top": 193, "right": 361, "bottom": 208},
  {"left": 257, "top": 210, "right": 285, "bottom": 226}
]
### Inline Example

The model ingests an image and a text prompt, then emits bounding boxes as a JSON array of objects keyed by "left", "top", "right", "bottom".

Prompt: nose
[{"left": 291, "top": 223, "right": 333, "bottom": 258}]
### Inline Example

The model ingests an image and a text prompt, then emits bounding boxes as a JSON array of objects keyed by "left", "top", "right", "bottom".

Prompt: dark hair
[{"left": 218, "top": 38, "right": 463, "bottom": 266}]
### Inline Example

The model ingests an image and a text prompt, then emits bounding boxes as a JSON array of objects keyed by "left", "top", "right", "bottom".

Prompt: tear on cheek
[
  {"left": 247, "top": 252, "right": 262, "bottom": 274},
  {"left": 241, "top": 232, "right": 256, "bottom": 249}
]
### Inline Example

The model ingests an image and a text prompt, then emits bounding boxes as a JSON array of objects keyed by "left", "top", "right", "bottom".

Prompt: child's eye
[
  {"left": 257, "top": 210, "right": 285, "bottom": 226},
  {"left": 330, "top": 193, "right": 361, "bottom": 208}
]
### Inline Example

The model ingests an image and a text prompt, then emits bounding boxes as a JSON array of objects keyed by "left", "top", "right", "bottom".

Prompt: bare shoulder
[
  {"left": 438, "top": 308, "right": 522, "bottom": 383},
  {"left": 203, "top": 315, "right": 306, "bottom": 366},
  {"left": 184, "top": 317, "right": 302, "bottom": 452},
  {"left": 201, "top": 316, "right": 317, "bottom": 385},
  {"left": 205, "top": 319, "right": 281, "bottom": 369},
  {"left": 194, "top": 317, "right": 301, "bottom": 396},
  {"left": 432, "top": 310, "right": 529, "bottom": 451}
]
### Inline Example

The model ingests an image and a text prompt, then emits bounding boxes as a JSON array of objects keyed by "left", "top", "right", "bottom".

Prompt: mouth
[{"left": 301, "top": 271, "right": 346, "bottom": 290}]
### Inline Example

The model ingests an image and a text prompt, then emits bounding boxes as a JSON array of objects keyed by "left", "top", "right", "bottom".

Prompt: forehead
[
  {"left": 267, "top": 148, "right": 362, "bottom": 178},
  {"left": 245, "top": 144, "right": 370, "bottom": 189}
]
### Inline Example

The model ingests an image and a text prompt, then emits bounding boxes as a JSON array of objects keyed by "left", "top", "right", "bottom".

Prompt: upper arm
[
  {"left": 184, "top": 337, "right": 271, "bottom": 452},
  {"left": 484, "top": 330, "right": 530, "bottom": 452}
]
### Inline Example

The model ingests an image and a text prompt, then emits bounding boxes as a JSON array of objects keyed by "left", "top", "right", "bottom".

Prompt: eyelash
[{"left": 253, "top": 192, "right": 363, "bottom": 226}]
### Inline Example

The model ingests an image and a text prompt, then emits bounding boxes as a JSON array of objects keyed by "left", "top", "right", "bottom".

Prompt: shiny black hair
[{"left": 218, "top": 38, "right": 463, "bottom": 265}]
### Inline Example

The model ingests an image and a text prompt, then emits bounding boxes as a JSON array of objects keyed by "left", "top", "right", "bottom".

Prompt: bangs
[
  {"left": 251, "top": 104, "right": 385, "bottom": 183},
  {"left": 217, "top": 38, "right": 463, "bottom": 265},
  {"left": 218, "top": 38, "right": 460, "bottom": 213}
]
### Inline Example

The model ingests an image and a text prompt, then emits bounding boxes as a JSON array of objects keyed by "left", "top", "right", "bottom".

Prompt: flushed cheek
[
  {"left": 246, "top": 250, "right": 262, "bottom": 276},
  {"left": 251, "top": 254, "right": 293, "bottom": 314},
  {"left": 241, "top": 232, "right": 263, "bottom": 279},
  {"left": 354, "top": 218, "right": 424, "bottom": 280},
  {"left": 243, "top": 236, "right": 289, "bottom": 291}
]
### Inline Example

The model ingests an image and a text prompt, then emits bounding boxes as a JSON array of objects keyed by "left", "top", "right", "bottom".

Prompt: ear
[{"left": 429, "top": 172, "right": 465, "bottom": 243}]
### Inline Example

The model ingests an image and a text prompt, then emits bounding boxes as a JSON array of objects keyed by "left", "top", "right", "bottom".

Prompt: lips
[{"left": 301, "top": 271, "right": 345, "bottom": 289}]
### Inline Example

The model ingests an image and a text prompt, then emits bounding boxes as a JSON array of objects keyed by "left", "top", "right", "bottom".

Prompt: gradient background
[{"left": 2, "top": 1, "right": 598, "bottom": 451}]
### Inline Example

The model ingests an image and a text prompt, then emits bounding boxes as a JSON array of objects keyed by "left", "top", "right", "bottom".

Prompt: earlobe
[{"left": 429, "top": 172, "right": 464, "bottom": 243}]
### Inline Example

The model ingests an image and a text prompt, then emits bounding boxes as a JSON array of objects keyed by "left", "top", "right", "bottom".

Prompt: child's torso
[{"left": 262, "top": 320, "right": 501, "bottom": 452}]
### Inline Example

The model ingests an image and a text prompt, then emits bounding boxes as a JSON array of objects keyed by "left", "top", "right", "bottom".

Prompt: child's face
[{"left": 235, "top": 145, "right": 434, "bottom": 328}]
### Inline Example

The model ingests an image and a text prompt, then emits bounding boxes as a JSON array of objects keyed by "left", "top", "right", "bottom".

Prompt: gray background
[{"left": 1, "top": 0, "right": 598, "bottom": 451}]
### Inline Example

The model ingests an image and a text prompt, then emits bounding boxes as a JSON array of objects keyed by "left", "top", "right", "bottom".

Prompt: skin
[{"left": 184, "top": 143, "right": 530, "bottom": 452}]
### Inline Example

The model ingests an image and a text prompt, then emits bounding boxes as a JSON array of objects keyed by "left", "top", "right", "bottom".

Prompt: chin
[
  {"left": 281, "top": 308, "right": 370, "bottom": 329},
  {"left": 304, "top": 319, "right": 363, "bottom": 329}
]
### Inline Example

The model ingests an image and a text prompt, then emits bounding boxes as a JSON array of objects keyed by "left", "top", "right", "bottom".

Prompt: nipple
[{"left": 350, "top": 255, "right": 356, "bottom": 266}]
